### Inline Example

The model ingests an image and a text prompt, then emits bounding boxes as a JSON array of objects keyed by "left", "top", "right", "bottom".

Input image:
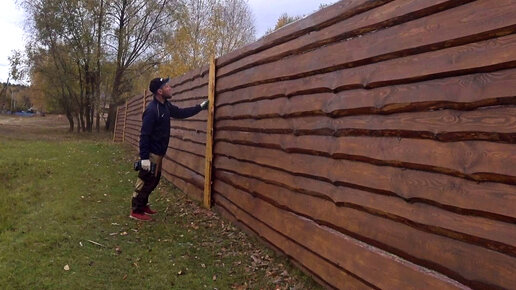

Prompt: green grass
[{"left": 0, "top": 135, "right": 322, "bottom": 289}]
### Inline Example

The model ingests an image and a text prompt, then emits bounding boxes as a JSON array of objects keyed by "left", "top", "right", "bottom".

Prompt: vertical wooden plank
[
  {"left": 203, "top": 56, "right": 216, "bottom": 209},
  {"left": 122, "top": 100, "right": 128, "bottom": 143},
  {"left": 112, "top": 106, "right": 119, "bottom": 142}
]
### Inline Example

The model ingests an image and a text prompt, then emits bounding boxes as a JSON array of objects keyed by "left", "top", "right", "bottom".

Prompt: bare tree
[{"left": 104, "top": 0, "right": 179, "bottom": 131}]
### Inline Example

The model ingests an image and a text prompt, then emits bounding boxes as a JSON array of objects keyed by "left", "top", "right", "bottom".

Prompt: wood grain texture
[
  {"left": 213, "top": 194, "right": 373, "bottom": 289},
  {"left": 216, "top": 107, "right": 516, "bottom": 143},
  {"left": 169, "top": 136, "right": 205, "bottom": 157},
  {"left": 215, "top": 131, "right": 516, "bottom": 184},
  {"left": 217, "top": 0, "right": 516, "bottom": 92},
  {"left": 162, "top": 156, "right": 204, "bottom": 189},
  {"left": 162, "top": 170, "right": 203, "bottom": 202},
  {"left": 213, "top": 169, "right": 516, "bottom": 288},
  {"left": 170, "top": 129, "right": 206, "bottom": 145},
  {"left": 217, "top": 0, "right": 474, "bottom": 78},
  {"left": 214, "top": 180, "right": 471, "bottom": 289},
  {"left": 217, "top": 0, "right": 392, "bottom": 67},
  {"left": 166, "top": 148, "right": 204, "bottom": 176},
  {"left": 214, "top": 144, "right": 516, "bottom": 221},
  {"left": 215, "top": 169, "right": 516, "bottom": 253}
]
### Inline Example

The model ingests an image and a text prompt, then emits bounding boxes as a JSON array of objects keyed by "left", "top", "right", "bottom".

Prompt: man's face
[{"left": 158, "top": 83, "right": 173, "bottom": 99}]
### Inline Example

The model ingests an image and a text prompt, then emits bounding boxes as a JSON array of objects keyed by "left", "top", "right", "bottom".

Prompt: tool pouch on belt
[{"left": 149, "top": 153, "right": 163, "bottom": 177}]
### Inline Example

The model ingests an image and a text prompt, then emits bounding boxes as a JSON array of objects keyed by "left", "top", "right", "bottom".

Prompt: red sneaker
[
  {"left": 143, "top": 206, "right": 157, "bottom": 215},
  {"left": 130, "top": 211, "right": 153, "bottom": 221}
]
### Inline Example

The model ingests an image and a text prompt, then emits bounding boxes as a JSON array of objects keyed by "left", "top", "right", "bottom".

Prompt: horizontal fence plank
[
  {"left": 213, "top": 193, "right": 371, "bottom": 289},
  {"left": 169, "top": 64, "right": 209, "bottom": 89},
  {"left": 162, "top": 156, "right": 204, "bottom": 189},
  {"left": 214, "top": 169, "right": 515, "bottom": 289},
  {"left": 169, "top": 136, "right": 205, "bottom": 157},
  {"left": 166, "top": 148, "right": 204, "bottom": 176},
  {"left": 215, "top": 131, "right": 516, "bottom": 183},
  {"left": 172, "top": 119, "right": 207, "bottom": 133},
  {"left": 216, "top": 107, "right": 516, "bottom": 143},
  {"left": 214, "top": 143, "right": 516, "bottom": 221},
  {"left": 162, "top": 170, "right": 203, "bottom": 202},
  {"left": 214, "top": 179, "right": 469, "bottom": 289},
  {"left": 217, "top": 0, "right": 392, "bottom": 67},
  {"left": 215, "top": 169, "right": 516, "bottom": 253},
  {"left": 172, "top": 86, "right": 209, "bottom": 102},
  {"left": 218, "top": 0, "right": 473, "bottom": 78},
  {"left": 217, "top": 0, "right": 516, "bottom": 92},
  {"left": 216, "top": 33, "right": 516, "bottom": 111},
  {"left": 216, "top": 69, "right": 516, "bottom": 118},
  {"left": 171, "top": 130, "right": 206, "bottom": 145}
]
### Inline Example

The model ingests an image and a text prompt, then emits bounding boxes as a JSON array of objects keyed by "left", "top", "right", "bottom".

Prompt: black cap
[{"left": 149, "top": 77, "right": 170, "bottom": 94}]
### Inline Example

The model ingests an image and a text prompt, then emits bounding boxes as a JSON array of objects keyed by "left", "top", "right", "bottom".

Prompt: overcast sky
[{"left": 0, "top": 0, "right": 337, "bottom": 84}]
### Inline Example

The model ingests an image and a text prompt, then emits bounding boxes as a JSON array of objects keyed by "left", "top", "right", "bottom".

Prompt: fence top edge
[{"left": 217, "top": 0, "right": 373, "bottom": 67}]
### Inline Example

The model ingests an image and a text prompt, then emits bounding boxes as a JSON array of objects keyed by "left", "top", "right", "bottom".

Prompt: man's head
[{"left": 149, "top": 77, "right": 172, "bottom": 99}]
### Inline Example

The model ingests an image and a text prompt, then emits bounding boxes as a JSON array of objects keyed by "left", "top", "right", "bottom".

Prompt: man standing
[{"left": 130, "top": 77, "right": 208, "bottom": 221}]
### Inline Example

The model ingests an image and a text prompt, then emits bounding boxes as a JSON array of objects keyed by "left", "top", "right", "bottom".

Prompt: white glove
[
  {"left": 141, "top": 159, "right": 151, "bottom": 171},
  {"left": 200, "top": 100, "right": 209, "bottom": 110}
]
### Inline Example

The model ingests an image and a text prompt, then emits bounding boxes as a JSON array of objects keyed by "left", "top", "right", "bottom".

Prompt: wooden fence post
[
  {"left": 113, "top": 107, "right": 119, "bottom": 142},
  {"left": 203, "top": 56, "right": 216, "bottom": 209},
  {"left": 122, "top": 100, "right": 128, "bottom": 143}
]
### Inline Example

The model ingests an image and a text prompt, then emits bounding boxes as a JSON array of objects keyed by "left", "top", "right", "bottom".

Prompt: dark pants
[{"left": 131, "top": 153, "right": 163, "bottom": 213}]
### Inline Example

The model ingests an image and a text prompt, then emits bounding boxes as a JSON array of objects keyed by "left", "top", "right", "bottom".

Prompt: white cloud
[{"left": 0, "top": 0, "right": 26, "bottom": 83}]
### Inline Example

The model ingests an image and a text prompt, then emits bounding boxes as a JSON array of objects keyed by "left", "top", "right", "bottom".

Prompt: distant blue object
[{"left": 15, "top": 111, "right": 35, "bottom": 117}]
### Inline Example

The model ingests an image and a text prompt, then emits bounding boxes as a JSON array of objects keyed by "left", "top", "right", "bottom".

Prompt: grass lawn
[{"left": 0, "top": 115, "right": 322, "bottom": 289}]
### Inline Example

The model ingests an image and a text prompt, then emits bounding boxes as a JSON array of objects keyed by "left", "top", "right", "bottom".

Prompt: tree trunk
[{"left": 66, "top": 112, "right": 74, "bottom": 132}]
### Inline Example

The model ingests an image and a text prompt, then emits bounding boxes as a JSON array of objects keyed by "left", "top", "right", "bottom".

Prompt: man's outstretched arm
[{"left": 167, "top": 100, "right": 208, "bottom": 119}]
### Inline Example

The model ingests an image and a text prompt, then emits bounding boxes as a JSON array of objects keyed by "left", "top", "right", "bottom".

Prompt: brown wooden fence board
[
  {"left": 213, "top": 191, "right": 375, "bottom": 290},
  {"left": 216, "top": 55, "right": 516, "bottom": 114},
  {"left": 169, "top": 64, "right": 209, "bottom": 88},
  {"left": 170, "top": 130, "right": 206, "bottom": 145},
  {"left": 162, "top": 170, "right": 203, "bottom": 202},
  {"left": 171, "top": 119, "right": 207, "bottom": 133},
  {"left": 216, "top": 73, "right": 516, "bottom": 120},
  {"left": 217, "top": 0, "right": 473, "bottom": 78},
  {"left": 215, "top": 179, "right": 472, "bottom": 289},
  {"left": 213, "top": 155, "right": 516, "bottom": 248},
  {"left": 217, "top": 0, "right": 392, "bottom": 68},
  {"left": 169, "top": 137, "right": 205, "bottom": 157},
  {"left": 216, "top": 107, "right": 516, "bottom": 144},
  {"left": 166, "top": 148, "right": 204, "bottom": 176},
  {"left": 215, "top": 131, "right": 516, "bottom": 183},
  {"left": 214, "top": 143, "right": 516, "bottom": 221},
  {"left": 172, "top": 87, "right": 209, "bottom": 102},
  {"left": 214, "top": 170, "right": 515, "bottom": 289},
  {"left": 162, "top": 156, "right": 204, "bottom": 190},
  {"left": 216, "top": 1, "right": 516, "bottom": 92},
  {"left": 215, "top": 169, "right": 516, "bottom": 254},
  {"left": 217, "top": 33, "right": 516, "bottom": 99}
]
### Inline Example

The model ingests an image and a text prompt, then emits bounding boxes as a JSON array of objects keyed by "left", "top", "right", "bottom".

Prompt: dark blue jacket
[{"left": 139, "top": 98, "right": 202, "bottom": 159}]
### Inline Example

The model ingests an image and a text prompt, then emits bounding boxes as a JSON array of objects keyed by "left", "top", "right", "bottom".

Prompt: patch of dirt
[{"left": 0, "top": 114, "right": 110, "bottom": 141}]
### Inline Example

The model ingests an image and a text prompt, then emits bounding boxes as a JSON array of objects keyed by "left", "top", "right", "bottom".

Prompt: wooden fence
[{"left": 114, "top": 0, "right": 516, "bottom": 288}]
